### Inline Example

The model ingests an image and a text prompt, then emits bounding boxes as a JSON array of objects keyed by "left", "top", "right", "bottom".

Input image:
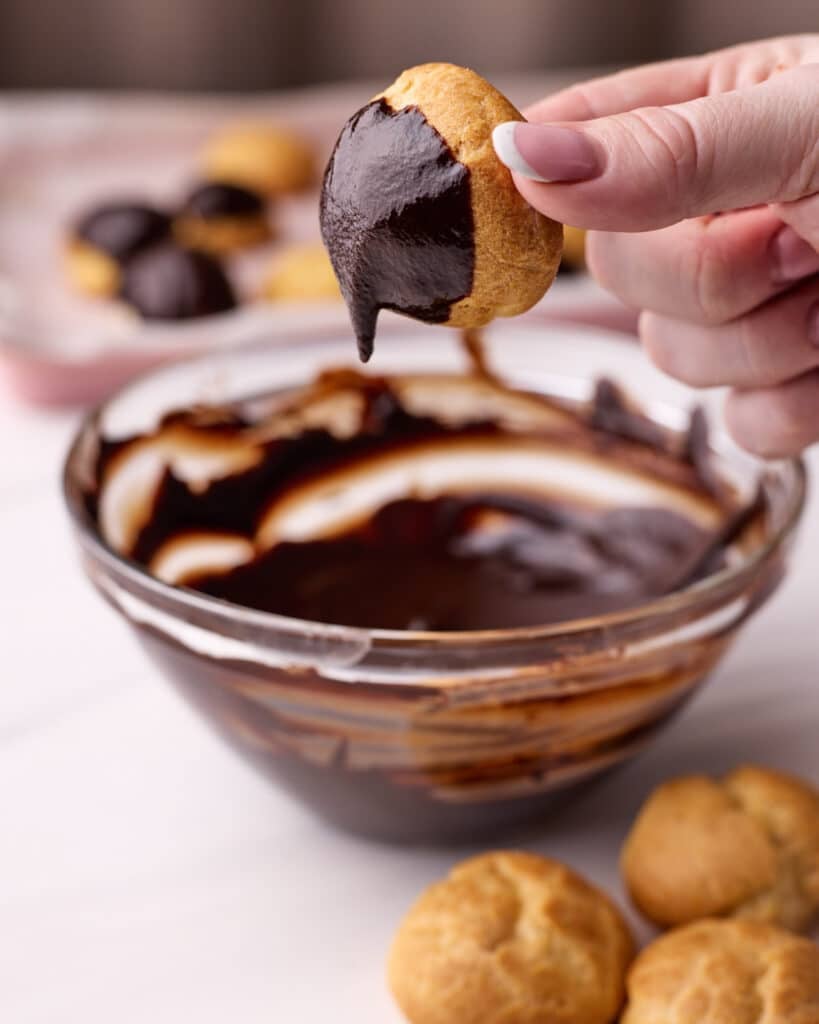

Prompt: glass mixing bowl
[{"left": 62, "top": 322, "right": 806, "bottom": 842}]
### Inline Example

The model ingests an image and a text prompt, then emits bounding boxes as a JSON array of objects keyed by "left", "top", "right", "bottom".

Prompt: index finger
[{"left": 523, "top": 55, "right": 713, "bottom": 123}]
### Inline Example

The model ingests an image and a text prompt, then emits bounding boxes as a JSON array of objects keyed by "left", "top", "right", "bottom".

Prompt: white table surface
[{"left": 1, "top": 382, "right": 817, "bottom": 1023}]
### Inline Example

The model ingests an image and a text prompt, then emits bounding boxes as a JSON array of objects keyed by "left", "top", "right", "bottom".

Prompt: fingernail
[
  {"left": 770, "top": 226, "right": 819, "bottom": 283},
  {"left": 492, "top": 121, "right": 603, "bottom": 183},
  {"left": 808, "top": 300, "right": 819, "bottom": 347}
]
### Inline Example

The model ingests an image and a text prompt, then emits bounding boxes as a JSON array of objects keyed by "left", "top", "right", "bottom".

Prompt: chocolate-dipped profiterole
[
  {"left": 174, "top": 181, "right": 271, "bottom": 254},
  {"left": 320, "top": 63, "right": 563, "bottom": 360},
  {"left": 120, "top": 244, "right": 237, "bottom": 321},
  {"left": 65, "top": 201, "right": 171, "bottom": 297}
]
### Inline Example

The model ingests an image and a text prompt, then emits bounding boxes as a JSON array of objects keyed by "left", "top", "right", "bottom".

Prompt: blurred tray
[{"left": 0, "top": 91, "right": 634, "bottom": 408}]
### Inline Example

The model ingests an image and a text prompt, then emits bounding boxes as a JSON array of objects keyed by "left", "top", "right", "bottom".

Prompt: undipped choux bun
[
  {"left": 388, "top": 850, "right": 634, "bottom": 1024},
  {"left": 621, "top": 918, "right": 819, "bottom": 1024},
  {"left": 621, "top": 764, "right": 819, "bottom": 933},
  {"left": 203, "top": 123, "right": 315, "bottom": 196}
]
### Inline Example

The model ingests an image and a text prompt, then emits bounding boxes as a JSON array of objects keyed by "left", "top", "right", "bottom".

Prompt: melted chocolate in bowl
[
  {"left": 71, "top": 338, "right": 791, "bottom": 842},
  {"left": 93, "top": 369, "right": 745, "bottom": 627},
  {"left": 188, "top": 497, "right": 716, "bottom": 630}
]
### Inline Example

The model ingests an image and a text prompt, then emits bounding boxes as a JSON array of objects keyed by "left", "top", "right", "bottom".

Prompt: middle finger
[
  {"left": 587, "top": 206, "right": 819, "bottom": 326},
  {"left": 640, "top": 275, "right": 819, "bottom": 389}
]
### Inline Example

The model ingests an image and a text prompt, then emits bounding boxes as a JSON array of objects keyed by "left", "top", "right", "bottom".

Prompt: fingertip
[
  {"left": 512, "top": 122, "right": 604, "bottom": 183},
  {"left": 639, "top": 312, "right": 701, "bottom": 386},
  {"left": 638, "top": 310, "right": 666, "bottom": 368},
  {"left": 492, "top": 122, "right": 552, "bottom": 183},
  {"left": 724, "top": 398, "right": 779, "bottom": 457},
  {"left": 724, "top": 389, "right": 808, "bottom": 460},
  {"left": 583, "top": 228, "right": 612, "bottom": 289}
]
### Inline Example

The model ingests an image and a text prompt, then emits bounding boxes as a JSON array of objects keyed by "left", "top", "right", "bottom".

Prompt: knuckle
[
  {"left": 687, "top": 230, "right": 734, "bottom": 325},
  {"left": 788, "top": 144, "right": 819, "bottom": 199},
  {"left": 639, "top": 317, "right": 671, "bottom": 371},
  {"left": 640, "top": 314, "right": 703, "bottom": 385},
  {"left": 569, "top": 83, "right": 606, "bottom": 120},
  {"left": 776, "top": 65, "right": 819, "bottom": 198},
  {"left": 725, "top": 395, "right": 779, "bottom": 458},
  {"left": 619, "top": 106, "right": 714, "bottom": 220},
  {"left": 584, "top": 231, "right": 615, "bottom": 290},
  {"left": 771, "top": 197, "right": 819, "bottom": 253},
  {"left": 733, "top": 317, "right": 771, "bottom": 385},
  {"left": 769, "top": 388, "right": 818, "bottom": 446}
]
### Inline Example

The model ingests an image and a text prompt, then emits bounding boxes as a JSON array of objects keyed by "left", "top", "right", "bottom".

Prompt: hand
[{"left": 492, "top": 36, "right": 819, "bottom": 457}]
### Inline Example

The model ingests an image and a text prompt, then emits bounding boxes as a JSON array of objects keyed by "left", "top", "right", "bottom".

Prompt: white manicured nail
[{"left": 491, "top": 122, "right": 553, "bottom": 183}]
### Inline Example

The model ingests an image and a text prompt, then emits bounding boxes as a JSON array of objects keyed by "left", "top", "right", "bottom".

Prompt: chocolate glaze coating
[
  {"left": 120, "top": 244, "right": 236, "bottom": 320},
  {"left": 75, "top": 202, "right": 171, "bottom": 262},
  {"left": 320, "top": 99, "right": 474, "bottom": 361},
  {"left": 179, "top": 181, "right": 265, "bottom": 220}
]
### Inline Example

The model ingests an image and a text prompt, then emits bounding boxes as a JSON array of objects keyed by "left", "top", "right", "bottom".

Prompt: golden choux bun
[
  {"left": 261, "top": 243, "right": 341, "bottom": 302},
  {"left": 621, "top": 919, "right": 819, "bottom": 1024},
  {"left": 621, "top": 764, "right": 819, "bottom": 933},
  {"left": 203, "top": 123, "right": 315, "bottom": 195},
  {"left": 379, "top": 64, "right": 562, "bottom": 329},
  {"left": 64, "top": 240, "right": 121, "bottom": 297},
  {"left": 561, "top": 224, "right": 587, "bottom": 270},
  {"left": 388, "top": 851, "right": 634, "bottom": 1024}
]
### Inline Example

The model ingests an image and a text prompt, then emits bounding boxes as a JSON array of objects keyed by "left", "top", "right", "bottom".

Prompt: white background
[{"left": 1, "top": 385, "right": 817, "bottom": 1023}]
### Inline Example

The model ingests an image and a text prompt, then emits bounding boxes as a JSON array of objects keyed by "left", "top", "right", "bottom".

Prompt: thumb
[{"left": 493, "top": 64, "right": 819, "bottom": 231}]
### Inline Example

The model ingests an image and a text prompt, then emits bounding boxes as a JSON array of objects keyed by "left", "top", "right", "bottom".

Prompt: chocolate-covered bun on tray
[
  {"left": 174, "top": 181, "right": 271, "bottom": 254},
  {"left": 320, "top": 63, "right": 563, "bottom": 360},
  {"left": 65, "top": 201, "right": 172, "bottom": 298},
  {"left": 119, "top": 244, "right": 237, "bottom": 321}
]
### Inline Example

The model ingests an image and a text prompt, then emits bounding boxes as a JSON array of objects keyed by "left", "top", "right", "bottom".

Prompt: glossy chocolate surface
[
  {"left": 320, "top": 99, "right": 474, "bottom": 361},
  {"left": 119, "top": 244, "right": 237, "bottom": 320},
  {"left": 94, "top": 369, "right": 747, "bottom": 632},
  {"left": 189, "top": 494, "right": 712, "bottom": 630},
  {"left": 76, "top": 202, "right": 171, "bottom": 262},
  {"left": 179, "top": 181, "right": 265, "bottom": 220}
]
